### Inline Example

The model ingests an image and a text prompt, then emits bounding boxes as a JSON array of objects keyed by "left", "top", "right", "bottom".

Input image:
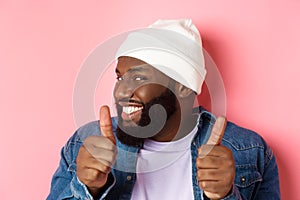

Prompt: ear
[{"left": 175, "top": 83, "right": 195, "bottom": 98}]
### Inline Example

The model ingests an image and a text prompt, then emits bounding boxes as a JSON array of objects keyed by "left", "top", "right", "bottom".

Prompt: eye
[
  {"left": 116, "top": 76, "right": 123, "bottom": 81},
  {"left": 134, "top": 76, "right": 147, "bottom": 81}
]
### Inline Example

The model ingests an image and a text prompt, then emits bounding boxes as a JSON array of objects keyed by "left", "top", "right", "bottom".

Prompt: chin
[
  {"left": 115, "top": 87, "right": 177, "bottom": 146},
  {"left": 116, "top": 126, "right": 145, "bottom": 146},
  {"left": 121, "top": 120, "right": 138, "bottom": 127}
]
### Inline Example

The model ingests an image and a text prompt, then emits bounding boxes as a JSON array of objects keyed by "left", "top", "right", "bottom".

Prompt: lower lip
[{"left": 121, "top": 109, "right": 142, "bottom": 123}]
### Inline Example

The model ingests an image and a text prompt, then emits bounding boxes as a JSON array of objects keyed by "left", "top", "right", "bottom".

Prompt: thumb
[
  {"left": 99, "top": 105, "right": 116, "bottom": 145},
  {"left": 206, "top": 116, "right": 227, "bottom": 145}
]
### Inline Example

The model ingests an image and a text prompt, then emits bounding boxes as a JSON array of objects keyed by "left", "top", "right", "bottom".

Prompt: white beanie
[{"left": 116, "top": 19, "right": 206, "bottom": 94}]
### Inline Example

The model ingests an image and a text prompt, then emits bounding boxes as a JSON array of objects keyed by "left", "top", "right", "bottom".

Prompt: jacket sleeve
[
  {"left": 254, "top": 147, "right": 281, "bottom": 199},
  {"left": 46, "top": 132, "right": 94, "bottom": 200},
  {"left": 47, "top": 120, "right": 119, "bottom": 200},
  {"left": 47, "top": 129, "right": 116, "bottom": 200},
  {"left": 202, "top": 185, "right": 243, "bottom": 200}
]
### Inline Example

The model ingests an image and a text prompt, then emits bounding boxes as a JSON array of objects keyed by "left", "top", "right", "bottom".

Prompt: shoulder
[
  {"left": 222, "top": 121, "right": 274, "bottom": 167},
  {"left": 198, "top": 109, "right": 268, "bottom": 150},
  {"left": 221, "top": 122, "right": 278, "bottom": 193},
  {"left": 197, "top": 108, "right": 273, "bottom": 162},
  {"left": 197, "top": 108, "right": 268, "bottom": 151},
  {"left": 222, "top": 121, "right": 267, "bottom": 151}
]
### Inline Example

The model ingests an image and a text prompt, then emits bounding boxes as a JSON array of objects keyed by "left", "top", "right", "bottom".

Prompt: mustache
[{"left": 116, "top": 98, "right": 145, "bottom": 106}]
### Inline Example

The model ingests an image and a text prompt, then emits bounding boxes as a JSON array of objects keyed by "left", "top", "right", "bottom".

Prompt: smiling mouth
[{"left": 121, "top": 105, "right": 143, "bottom": 123}]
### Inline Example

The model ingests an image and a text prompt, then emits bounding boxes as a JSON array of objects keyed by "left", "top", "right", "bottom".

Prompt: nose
[{"left": 114, "top": 80, "right": 134, "bottom": 100}]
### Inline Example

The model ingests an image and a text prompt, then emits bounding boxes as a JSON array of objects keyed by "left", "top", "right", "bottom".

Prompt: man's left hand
[{"left": 196, "top": 116, "right": 236, "bottom": 199}]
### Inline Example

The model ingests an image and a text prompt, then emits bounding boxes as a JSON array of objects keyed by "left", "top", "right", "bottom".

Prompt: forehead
[
  {"left": 116, "top": 56, "right": 161, "bottom": 75},
  {"left": 117, "top": 56, "right": 148, "bottom": 67}
]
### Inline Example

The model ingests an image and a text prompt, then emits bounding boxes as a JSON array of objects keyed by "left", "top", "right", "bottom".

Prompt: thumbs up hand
[
  {"left": 99, "top": 106, "right": 116, "bottom": 145},
  {"left": 196, "top": 116, "right": 235, "bottom": 199},
  {"left": 76, "top": 106, "right": 117, "bottom": 198}
]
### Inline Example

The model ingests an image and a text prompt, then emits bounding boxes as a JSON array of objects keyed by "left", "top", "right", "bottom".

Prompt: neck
[{"left": 151, "top": 108, "right": 198, "bottom": 142}]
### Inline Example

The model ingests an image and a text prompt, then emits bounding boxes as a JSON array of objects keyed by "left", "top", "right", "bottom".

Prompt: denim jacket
[{"left": 47, "top": 108, "right": 280, "bottom": 200}]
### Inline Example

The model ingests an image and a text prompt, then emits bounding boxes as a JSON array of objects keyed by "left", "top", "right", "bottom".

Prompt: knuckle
[
  {"left": 224, "top": 157, "right": 235, "bottom": 168},
  {"left": 100, "top": 164, "right": 110, "bottom": 173},
  {"left": 101, "top": 136, "right": 116, "bottom": 149},
  {"left": 78, "top": 170, "right": 94, "bottom": 184},
  {"left": 86, "top": 169, "right": 99, "bottom": 181},
  {"left": 199, "top": 181, "right": 206, "bottom": 189},
  {"left": 84, "top": 136, "right": 100, "bottom": 145},
  {"left": 197, "top": 170, "right": 201, "bottom": 179},
  {"left": 223, "top": 146, "right": 233, "bottom": 156},
  {"left": 197, "top": 147, "right": 202, "bottom": 155},
  {"left": 196, "top": 158, "right": 201, "bottom": 167}
]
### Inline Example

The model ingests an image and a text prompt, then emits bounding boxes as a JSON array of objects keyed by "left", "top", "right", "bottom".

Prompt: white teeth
[
  {"left": 123, "top": 106, "right": 143, "bottom": 114},
  {"left": 129, "top": 107, "right": 134, "bottom": 113}
]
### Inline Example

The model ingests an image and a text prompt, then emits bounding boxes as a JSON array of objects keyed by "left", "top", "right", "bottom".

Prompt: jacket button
[
  {"left": 127, "top": 175, "right": 132, "bottom": 181},
  {"left": 241, "top": 176, "right": 246, "bottom": 183}
]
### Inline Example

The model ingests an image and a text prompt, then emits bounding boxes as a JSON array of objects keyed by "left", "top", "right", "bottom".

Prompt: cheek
[
  {"left": 135, "top": 84, "right": 167, "bottom": 103},
  {"left": 113, "top": 83, "right": 119, "bottom": 99}
]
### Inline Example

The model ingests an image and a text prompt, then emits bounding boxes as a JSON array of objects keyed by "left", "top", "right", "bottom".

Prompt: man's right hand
[{"left": 76, "top": 106, "right": 117, "bottom": 198}]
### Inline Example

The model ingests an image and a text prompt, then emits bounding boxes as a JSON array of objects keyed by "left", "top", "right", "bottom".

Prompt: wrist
[
  {"left": 87, "top": 172, "right": 114, "bottom": 199},
  {"left": 88, "top": 187, "right": 102, "bottom": 199},
  {"left": 224, "top": 186, "right": 233, "bottom": 197},
  {"left": 203, "top": 185, "right": 233, "bottom": 200}
]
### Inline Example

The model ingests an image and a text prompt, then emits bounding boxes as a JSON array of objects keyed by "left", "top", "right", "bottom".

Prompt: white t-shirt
[{"left": 131, "top": 125, "right": 198, "bottom": 200}]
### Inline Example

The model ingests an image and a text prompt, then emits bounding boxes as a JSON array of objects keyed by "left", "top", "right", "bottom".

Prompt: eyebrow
[{"left": 115, "top": 65, "right": 151, "bottom": 74}]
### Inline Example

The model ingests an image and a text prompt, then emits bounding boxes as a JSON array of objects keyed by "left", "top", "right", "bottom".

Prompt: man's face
[{"left": 114, "top": 56, "right": 177, "bottom": 146}]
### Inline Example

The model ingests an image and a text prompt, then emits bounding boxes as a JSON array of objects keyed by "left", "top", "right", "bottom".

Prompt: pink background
[{"left": 1, "top": 0, "right": 299, "bottom": 199}]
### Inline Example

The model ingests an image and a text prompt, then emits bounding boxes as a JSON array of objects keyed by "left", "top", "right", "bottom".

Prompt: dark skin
[
  {"left": 114, "top": 56, "right": 198, "bottom": 141},
  {"left": 76, "top": 56, "right": 235, "bottom": 199}
]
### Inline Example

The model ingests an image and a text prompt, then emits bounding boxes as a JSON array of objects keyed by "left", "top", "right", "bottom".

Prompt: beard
[{"left": 116, "top": 88, "right": 177, "bottom": 146}]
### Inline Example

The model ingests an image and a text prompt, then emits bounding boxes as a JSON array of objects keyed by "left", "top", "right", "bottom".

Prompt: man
[{"left": 47, "top": 19, "right": 280, "bottom": 200}]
